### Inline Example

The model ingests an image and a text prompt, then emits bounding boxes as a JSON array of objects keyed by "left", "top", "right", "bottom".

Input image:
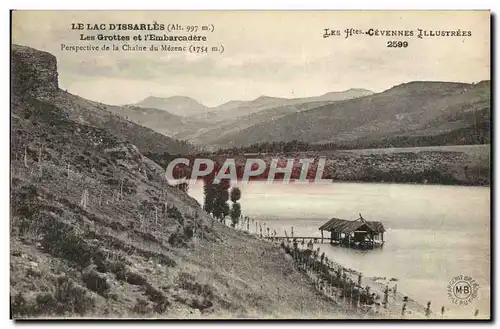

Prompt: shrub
[
  {"left": 41, "top": 218, "right": 92, "bottom": 271},
  {"left": 183, "top": 225, "right": 194, "bottom": 239},
  {"left": 82, "top": 269, "right": 111, "bottom": 296},
  {"left": 125, "top": 271, "right": 148, "bottom": 286},
  {"left": 11, "top": 183, "right": 40, "bottom": 220},
  {"left": 168, "top": 230, "right": 187, "bottom": 247},
  {"left": 167, "top": 205, "right": 184, "bottom": 225},
  {"left": 12, "top": 276, "right": 96, "bottom": 317},
  {"left": 53, "top": 276, "right": 95, "bottom": 315},
  {"left": 133, "top": 298, "right": 152, "bottom": 315},
  {"left": 176, "top": 272, "right": 214, "bottom": 300}
]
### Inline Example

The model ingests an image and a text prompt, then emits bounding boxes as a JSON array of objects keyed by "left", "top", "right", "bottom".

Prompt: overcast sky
[{"left": 12, "top": 10, "right": 490, "bottom": 107}]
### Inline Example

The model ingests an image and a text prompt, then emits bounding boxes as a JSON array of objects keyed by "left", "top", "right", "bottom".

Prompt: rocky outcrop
[
  {"left": 11, "top": 44, "right": 59, "bottom": 99},
  {"left": 10, "top": 44, "right": 196, "bottom": 155}
]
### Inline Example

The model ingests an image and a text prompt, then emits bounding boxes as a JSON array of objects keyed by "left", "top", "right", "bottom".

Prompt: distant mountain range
[
  {"left": 131, "top": 80, "right": 490, "bottom": 151},
  {"left": 127, "top": 89, "right": 375, "bottom": 145},
  {"left": 131, "top": 88, "right": 374, "bottom": 122},
  {"left": 198, "top": 81, "right": 491, "bottom": 149},
  {"left": 123, "top": 80, "right": 490, "bottom": 150}
]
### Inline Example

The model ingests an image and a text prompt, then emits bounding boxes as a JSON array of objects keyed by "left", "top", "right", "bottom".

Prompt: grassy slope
[
  {"left": 11, "top": 96, "right": 347, "bottom": 319},
  {"left": 50, "top": 91, "right": 196, "bottom": 155},
  {"left": 10, "top": 45, "right": 347, "bottom": 319}
]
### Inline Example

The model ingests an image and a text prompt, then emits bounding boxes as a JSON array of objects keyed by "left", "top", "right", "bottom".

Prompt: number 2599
[{"left": 387, "top": 41, "right": 408, "bottom": 48}]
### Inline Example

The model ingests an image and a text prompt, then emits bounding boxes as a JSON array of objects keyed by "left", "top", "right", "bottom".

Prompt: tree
[
  {"left": 219, "top": 201, "right": 230, "bottom": 222},
  {"left": 176, "top": 182, "right": 189, "bottom": 192},
  {"left": 229, "top": 187, "right": 242, "bottom": 228},
  {"left": 230, "top": 202, "right": 241, "bottom": 228},
  {"left": 203, "top": 176, "right": 216, "bottom": 214},
  {"left": 212, "top": 179, "right": 230, "bottom": 222},
  {"left": 230, "top": 187, "right": 241, "bottom": 203}
]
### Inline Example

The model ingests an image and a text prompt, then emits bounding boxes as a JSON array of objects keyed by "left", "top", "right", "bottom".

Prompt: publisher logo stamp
[{"left": 447, "top": 275, "right": 479, "bottom": 306}]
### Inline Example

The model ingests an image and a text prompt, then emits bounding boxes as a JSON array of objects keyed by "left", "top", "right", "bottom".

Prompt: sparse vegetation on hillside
[{"left": 11, "top": 44, "right": 352, "bottom": 319}]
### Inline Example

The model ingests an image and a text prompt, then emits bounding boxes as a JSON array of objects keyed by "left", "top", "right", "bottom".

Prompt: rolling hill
[
  {"left": 177, "top": 100, "right": 333, "bottom": 145},
  {"left": 208, "top": 81, "right": 491, "bottom": 149},
  {"left": 95, "top": 103, "right": 207, "bottom": 138}
]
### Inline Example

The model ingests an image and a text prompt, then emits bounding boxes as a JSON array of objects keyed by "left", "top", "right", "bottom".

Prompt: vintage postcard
[{"left": 10, "top": 10, "right": 491, "bottom": 320}]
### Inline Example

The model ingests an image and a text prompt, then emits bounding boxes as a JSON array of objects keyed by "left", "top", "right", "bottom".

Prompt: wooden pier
[
  {"left": 257, "top": 214, "right": 386, "bottom": 249},
  {"left": 265, "top": 236, "right": 331, "bottom": 243}
]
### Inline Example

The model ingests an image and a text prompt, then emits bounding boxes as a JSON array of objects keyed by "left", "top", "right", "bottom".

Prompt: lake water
[{"left": 188, "top": 182, "right": 491, "bottom": 318}]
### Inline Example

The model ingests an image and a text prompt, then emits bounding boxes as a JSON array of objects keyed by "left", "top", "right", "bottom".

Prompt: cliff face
[
  {"left": 11, "top": 44, "right": 59, "bottom": 99},
  {"left": 10, "top": 44, "right": 195, "bottom": 155}
]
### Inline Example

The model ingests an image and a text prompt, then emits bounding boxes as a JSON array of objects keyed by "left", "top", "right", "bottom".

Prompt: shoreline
[
  {"left": 273, "top": 236, "right": 429, "bottom": 319},
  {"left": 159, "top": 144, "right": 490, "bottom": 187},
  {"left": 228, "top": 219, "right": 430, "bottom": 319},
  {"left": 227, "top": 216, "right": 487, "bottom": 320}
]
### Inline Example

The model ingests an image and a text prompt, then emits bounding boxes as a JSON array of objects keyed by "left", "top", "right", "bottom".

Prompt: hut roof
[{"left": 319, "top": 217, "right": 385, "bottom": 234}]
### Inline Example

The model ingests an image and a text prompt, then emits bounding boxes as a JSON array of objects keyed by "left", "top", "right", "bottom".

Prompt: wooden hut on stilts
[{"left": 319, "top": 214, "right": 386, "bottom": 249}]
